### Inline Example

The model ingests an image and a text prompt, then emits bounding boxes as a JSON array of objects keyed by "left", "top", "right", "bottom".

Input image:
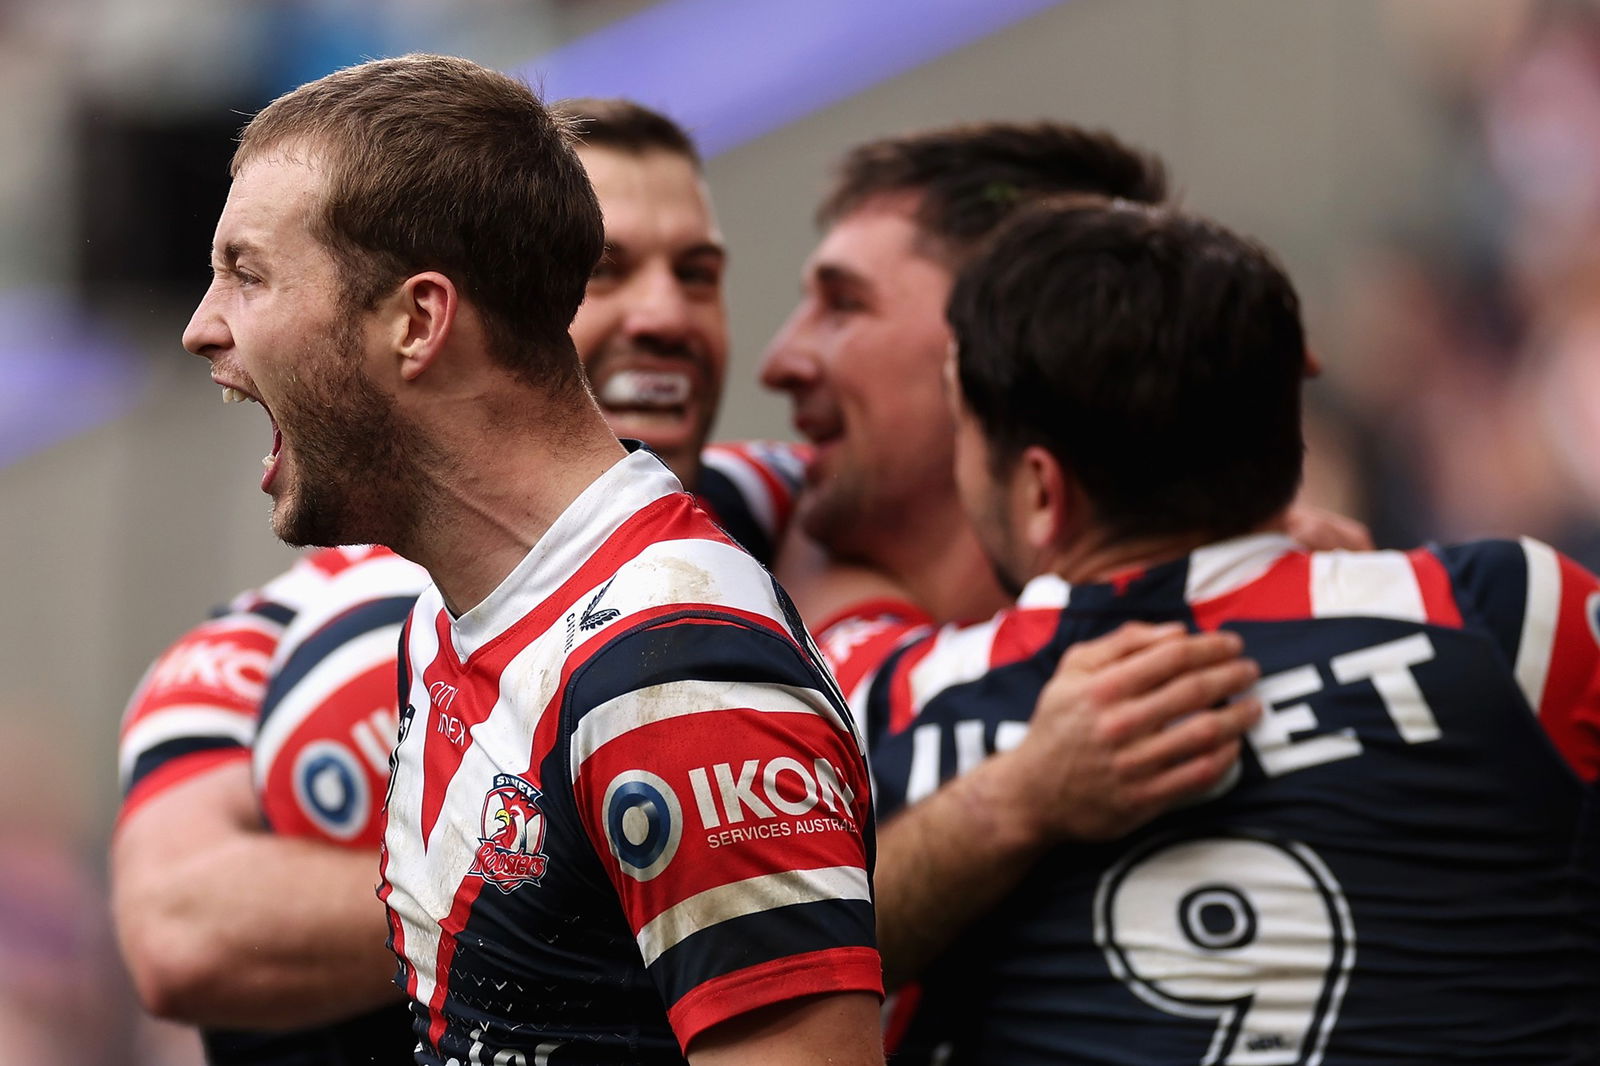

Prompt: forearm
[
  {"left": 112, "top": 768, "right": 399, "bottom": 1027},
  {"left": 873, "top": 754, "right": 1046, "bottom": 991}
]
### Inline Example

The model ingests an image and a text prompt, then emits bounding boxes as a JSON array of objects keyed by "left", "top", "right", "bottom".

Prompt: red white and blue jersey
[
  {"left": 249, "top": 442, "right": 808, "bottom": 851},
  {"left": 691, "top": 439, "right": 808, "bottom": 568},
  {"left": 380, "top": 449, "right": 880, "bottom": 1065},
  {"left": 114, "top": 545, "right": 417, "bottom": 1066},
  {"left": 826, "top": 534, "right": 1600, "bottom": 1065},
  {"left": 115, "top": 547, "right": 383, "bottom": 826},
  {"left": 254, "top": 548, "right": 429, "bottom": 848}
]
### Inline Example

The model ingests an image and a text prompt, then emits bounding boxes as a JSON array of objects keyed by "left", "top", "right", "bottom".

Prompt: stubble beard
[{"left": 272, "top": 321, "right": 429, "bottom": 550}]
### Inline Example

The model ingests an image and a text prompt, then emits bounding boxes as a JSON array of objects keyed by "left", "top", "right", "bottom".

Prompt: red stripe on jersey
[
  {"left": 1407, "top": 548, "right": 1464, "bottom": 628},
  {"left": 526, "top": 601, "right": 817, "bottom": 801},
  {"left": 881, "top": 983, "right": 924, "bottom": 1054},
  {"left": 416, "top": 609, "right": 511, "bottom": 845},
  {"left": 816, "top": 599, "right": 932, "bottom": 698},
  {"left": 669, "top": 945, "right": 882, "bottom": 1053},
  {"left": 573, "top": 701, "right": 869, "bottom": 922},
  {"left": 116, "top": 747, "right": 249, "bottom": 829},
  {"left": 990, "top": 606, "right": 1059, "bottom": 667},
  {"left": 120, "top": 619, "right": 277, "bottom": 738},
  {"left": 706, "top": 440, "right": 811, "bottom": 535},
  {"left": 258, "top": 661, "right": 396, "bottom": 848},
  {"left": 814, "top": 598, "right": 933, "bottom": 648},
  {"left": 1191, "top": 551, "right": 1313, "bottom": 631},
  {"left": 1534, "top": 553, "right": 1600, "bottom": 782}
]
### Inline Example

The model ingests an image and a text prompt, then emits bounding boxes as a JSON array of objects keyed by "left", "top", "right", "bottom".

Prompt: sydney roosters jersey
[
  {"left": 695, "top": 439, "right": 809, "bottom": 567},
  {"left": 381, "top": 449, "right": 880, "bottom": 1065},
  {"left": 115, "top": 546, "right": 385, "bottom": 824},
  {"left": 248, "top": 443, "right": 807, "bottom": 852},
  {"left": 255, "top": 548, "right": 429, "bottom": 847},
  {"left": 826, "top": 535, "right": 1600, "bottom": 1065}
]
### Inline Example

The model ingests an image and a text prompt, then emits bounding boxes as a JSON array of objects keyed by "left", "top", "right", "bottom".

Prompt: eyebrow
[
  {"left": 215, "top": 239, "right": 264, "bottom": 267},
  {"left": 602, "top": 239, "right": 727, "bottom": 261},
  {"left": 814, "top": 262, "right": 871, "bottom": 293}
]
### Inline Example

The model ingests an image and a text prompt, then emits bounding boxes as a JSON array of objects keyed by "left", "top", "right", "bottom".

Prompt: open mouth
[{"left": 220, "top": 383, "right": 282, "bottom": 491}]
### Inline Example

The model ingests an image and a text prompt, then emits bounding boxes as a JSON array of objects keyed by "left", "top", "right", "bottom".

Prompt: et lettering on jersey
[
  {"left": 380, "top": 450, "right": 879, "bottom": 1065},
  {"left": 694, "top": 439, "right": 810, "bottom": 568},
  {"left": 114, "top": 546, "right": 386, "bottom": 826},
  {"left": 836, "top": 534, "right": 1600, "bottom": 1065},
  {"left": 254, "top": 548, "right": 429, "bottom": 848}
]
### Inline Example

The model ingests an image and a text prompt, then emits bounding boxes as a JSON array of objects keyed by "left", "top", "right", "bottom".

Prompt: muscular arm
[
  {"left": 688, "top": 992, "right": 884, "bottom": 1066},
  {"left": 873, "top": 623, "right": 1261, "bottom": 990},
  {"left": 110, "top": 759, "right": 398, "bottom": 1028}
]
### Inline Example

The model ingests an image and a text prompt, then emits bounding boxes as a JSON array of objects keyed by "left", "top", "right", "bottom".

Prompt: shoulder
[{"left": 695, "top": 440, "right": 813, "bottom": 565}]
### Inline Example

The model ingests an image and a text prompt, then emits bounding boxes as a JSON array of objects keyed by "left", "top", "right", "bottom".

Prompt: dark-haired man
[
  {"left": 116, "top": 63, "right": 880, "bottom": 1066},
  {"left": 763, "top": 122, "right": 1170, "bottom": 625},
  {"left": 763, "top": 122, "right": 1273, "bottom": 989},
  {"left": 831, "top": 198, "right": 1600, "bottom": 1063}
]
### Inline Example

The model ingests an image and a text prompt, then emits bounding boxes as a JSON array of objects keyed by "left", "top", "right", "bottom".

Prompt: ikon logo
[
  {"left": 151, "top": 639, "right": 271, "bottom": 702},
  {"left": 686, "top": 758, "right": 856, "bottom": 829}
]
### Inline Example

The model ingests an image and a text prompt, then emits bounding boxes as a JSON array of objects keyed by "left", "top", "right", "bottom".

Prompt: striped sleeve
[
  {"left": 253, "top": 549, "right": 425, "bottom": 847},
  {"left": 1438, "top": 537, "right": 1600, "bottom": 781},
  {"left": 116, "top": 609, "right": 278, "bottom": 824},
  {"left": 817, "top": 601, "right": 1060, "bottom": 748},
  {"left": 114, "top": 548, "right": 375, "bottom": 826},
  {"left": 565, "top": 612, "right": 881, "bottom": 1050},
  {"left": 695, "top": 440, "right": 812, "bottom": 566}
]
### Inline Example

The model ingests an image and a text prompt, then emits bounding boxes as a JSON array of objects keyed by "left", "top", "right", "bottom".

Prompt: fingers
[
  {"left": 1126, "top": 736, "right": 1245, "bottom": 816},
  {"left": 1100, "top": 652, "right": 1260, "bottom": 742},
  {"left": 1057, "top": 620, "right": 1188, "bottom": 674},
  {"left": 1081, "top": 629, "right": 1249, "bottom": 708},
  {"left": 1115, "top": 694, "right": 1261, "bottom": 781}
]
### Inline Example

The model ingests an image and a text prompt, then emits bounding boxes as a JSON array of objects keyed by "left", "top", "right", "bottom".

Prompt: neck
[
  {"left": 1045, "top": 512, "right": 1292, "bottom": 587},
  {"left": 396, "top": 390, "right": 628, "bottom": 616},
  {"left": 874, "top": 500, "right": 1010, "bottom": 623}
]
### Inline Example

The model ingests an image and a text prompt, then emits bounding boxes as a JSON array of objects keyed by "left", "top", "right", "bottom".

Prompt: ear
[
  {"left": 1013, "top": 444, "right": 1076, "bottom": 554},
  {"left": 388, "top": 272, "right": 459, "bottom": 382}
]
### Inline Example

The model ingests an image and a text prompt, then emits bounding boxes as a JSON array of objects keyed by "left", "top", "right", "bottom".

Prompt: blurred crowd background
[{"left": 5, "top": 0, "right": 1600, "bottom": 1061}]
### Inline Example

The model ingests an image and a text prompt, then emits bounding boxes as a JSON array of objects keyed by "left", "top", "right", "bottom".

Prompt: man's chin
[{"left": 270, "top": 492, "right": 350, "bottom": 549}]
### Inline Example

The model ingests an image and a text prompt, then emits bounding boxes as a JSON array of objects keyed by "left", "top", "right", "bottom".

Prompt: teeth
[
  {"left": 598, "top": 370, "right": 691, "bottom": 409},
  {"left": 222, "top": 386, "right": 247, "bottom": 405}
]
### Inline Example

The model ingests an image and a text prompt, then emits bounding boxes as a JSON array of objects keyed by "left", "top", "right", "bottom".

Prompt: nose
[
  {"left": 182, "top": 284, "right": 230, "bottom": 362},
  {"left": 758, "top": 304, "right": 820, "bottom": 394},
  {"left": 624, "top": 264, "right": 693, "bottom": 349}
]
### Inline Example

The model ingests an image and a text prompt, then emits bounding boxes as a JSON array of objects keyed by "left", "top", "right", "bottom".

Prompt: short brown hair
[
  {"left": 818, "top": 121, "right": 1167, "bottom": 266},
  {"left": 949, "top": 200, "right": 1305, "bottom": 543},
  {"left": 236, "top": 53, "right": 604, "bottom": 390},
  {"left": 554, "top": 97, "right": 701, "bottom": 168}
]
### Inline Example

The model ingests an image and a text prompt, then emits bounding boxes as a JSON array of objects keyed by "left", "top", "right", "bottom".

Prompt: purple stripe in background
[
  {"left": 520, "top": 0, "right": 1068, "bottom": 157},
  {"left": 0, "top": 290, "right": 147, "bottom": 468}
]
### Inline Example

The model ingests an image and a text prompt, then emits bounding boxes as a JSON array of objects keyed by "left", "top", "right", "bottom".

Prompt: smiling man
[
  {"left": 113, "top": 67, "right": 881, "bottom": 1066},
  {"left": 761, "top": 122, "right": 1171, "bottom": 625},
  {"left": 566, "top": 97, "right": 805, "bottom": 563}
]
